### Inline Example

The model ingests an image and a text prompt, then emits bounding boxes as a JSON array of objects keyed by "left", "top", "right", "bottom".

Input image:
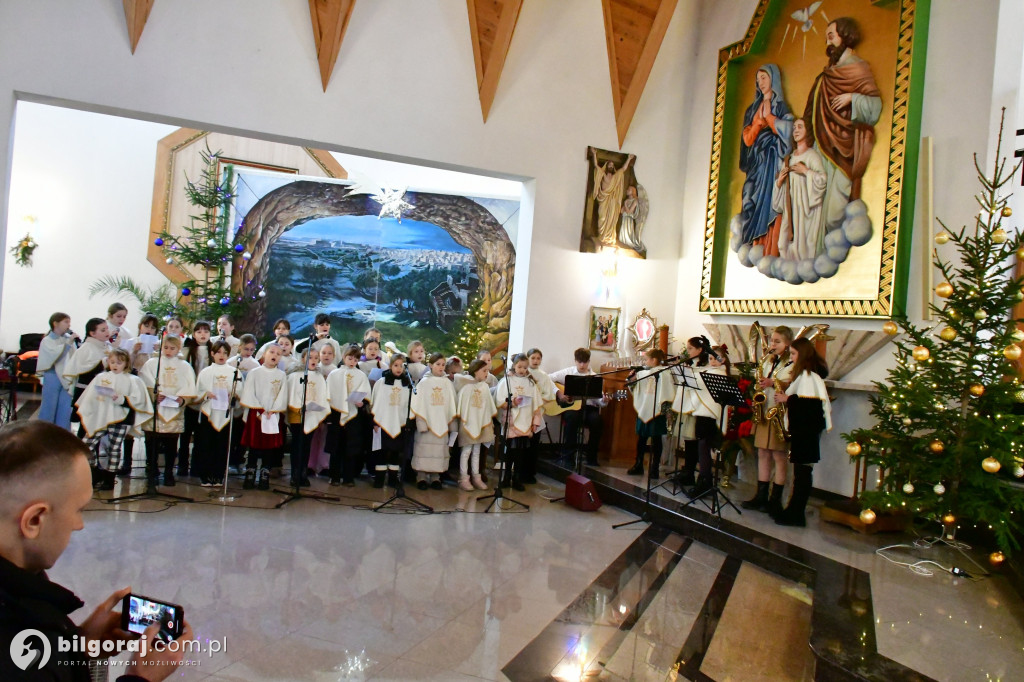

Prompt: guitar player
[{"left": 549, "top": 348, "right": 608, "bottom": 466}]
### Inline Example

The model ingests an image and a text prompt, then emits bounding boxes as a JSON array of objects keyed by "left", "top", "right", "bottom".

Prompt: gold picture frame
[
  {"left": 629, "top": 308, "right": 657, "bottom": 351},
  {"left": 698, "top": 0, "right": 930, "bottom": 318}
]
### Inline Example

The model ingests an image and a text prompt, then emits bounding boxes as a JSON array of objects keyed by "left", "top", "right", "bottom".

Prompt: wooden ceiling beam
[
  {"left": 123, "top": 0, "right": 155, "bottom": 54},
  {"left": 467, "top": 0, "right": 524, "bottom": 122},
  {"left": 308, "top": 0, "right": 357, "bottom": 91},
  {"left": 601, "top": 0, "right": 677, "bottom": 147}
]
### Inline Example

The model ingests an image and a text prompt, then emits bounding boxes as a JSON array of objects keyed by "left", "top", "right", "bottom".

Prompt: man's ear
[{"left": 20, "top": 502, "right": 49, "bottom": 540}]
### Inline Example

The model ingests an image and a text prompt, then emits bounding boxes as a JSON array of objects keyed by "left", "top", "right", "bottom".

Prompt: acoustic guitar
[{"left": 543, "top": 382, "right": 628, "bottom": 416}]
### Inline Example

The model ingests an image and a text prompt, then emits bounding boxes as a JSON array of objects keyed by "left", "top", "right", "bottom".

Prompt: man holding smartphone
[{"left": 0, "top": 421, "right": 191, "bottom": 681}]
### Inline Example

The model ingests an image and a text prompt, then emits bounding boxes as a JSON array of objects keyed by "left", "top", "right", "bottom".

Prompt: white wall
[
  {"left": 0, "top": 0, "right": 700, "bottom": 371},
  {"left": 672, "top": 0, "right": 1022, "bottom": 494}
]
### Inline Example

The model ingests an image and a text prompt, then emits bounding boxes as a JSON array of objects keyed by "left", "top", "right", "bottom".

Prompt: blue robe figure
[{"left": 738, "top": 63, "right": 794, "bottom": 246}]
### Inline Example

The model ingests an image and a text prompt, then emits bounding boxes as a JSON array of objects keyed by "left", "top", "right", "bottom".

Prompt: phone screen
[{"left": 124, "top": 594, "right": 181, "bottom": 637}]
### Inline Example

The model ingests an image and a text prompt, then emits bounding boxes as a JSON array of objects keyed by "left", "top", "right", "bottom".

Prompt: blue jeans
[{"left": 38, "top": 369, "right": 73, "bottom": 430}]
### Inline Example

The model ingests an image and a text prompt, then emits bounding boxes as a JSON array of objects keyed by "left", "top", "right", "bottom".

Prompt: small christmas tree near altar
[
  {"left": 448, "top": 294, "right": 490, "bottom": 365},
  {"left": 844, "top": 114, "right": 1024, "bottom": 561}
]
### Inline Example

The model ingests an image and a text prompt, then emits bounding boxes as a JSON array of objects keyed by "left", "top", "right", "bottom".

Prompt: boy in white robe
[
  {"left": 326, "top": 345, "right": 369, "bottom": 486},
  {"left": 370, "top": 354, "right": 414, "bottom": 489},
  {"left": 525, "top": 348, "right": 557, "bottom": 484},
  {"left": 195, "top": 340, "right": 244, "bottom": 486}
]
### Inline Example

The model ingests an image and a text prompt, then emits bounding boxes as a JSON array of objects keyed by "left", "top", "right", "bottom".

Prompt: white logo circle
[{"left": 10, "top": 629, "right": 51, "bottom": 671}]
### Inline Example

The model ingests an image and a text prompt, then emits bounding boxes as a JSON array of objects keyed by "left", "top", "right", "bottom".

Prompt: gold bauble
[
  {"left": 1017, "top": 246, "right": 1024, "bottom": 260},
  {"left": 882, "top": 320, "right": 899, "bottom": 336},
  {"left": 948, "top": 309, "right": 961, "bottom": 320},
  {"left": 902, "top": 417, "right": 912, "bottom": 426},
  {"left": 989, "top": 551, "right": 1006, "bottom": 567},
  {"left": 982, "top": 456, "right": 1001, "bottom": 474},
  {"left": 1016, "top": 389, "right": 1024, "bottom": 403},
  {"left": 942, "top": 513, "right": 956, "bottom": 526},
  {"left": 991, "top": 227, "right": 1008, "bottom": 244},
  {"left": 934, "top": 231, "right": 950, "bottom": 245},
  {"left": 902, "top": 482, "right": 915, "bottom": 494},
  {"left": 859, "top": 509, "right": 877, "bottom": 525},
  {"left": 912, "top": 346, "right": 930, "bottom": 362},
  {"left": 939, "top": 327, "right": 957, "bottom": 342},
  {"left": 969, "top": 383, "right": 985, "bottom": 397},
  {"left": 846, "top": 442, "right": 863, "bottom": 456},
  {"left": 935, "top": 282, "right": 954, "bottom": 298},
  {"left": 929, "top": 439, "right": 945, "bottom": 453},
  {"left": 1004, "top": 344, "right": 1023, "bottom": 361},
  {"left": 1011, "top": 329, "right": 1024, "bottom": 343},
  {"left": 1001, "top": 206, "right": 1013, "bottom": 218},
  {"left": 934, "top": 483, "right": 946, "bottom": 495}
]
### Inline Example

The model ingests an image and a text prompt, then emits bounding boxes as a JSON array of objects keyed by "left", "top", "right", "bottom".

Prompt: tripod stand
[
  {"left": 613, "top": 359, "right": 682, "bottom": 530},
  {"left": 108, "top": 329, "right": 194, "bottom": 505},
  {"left": 654, "top": 364, "right": 699, "bottom": 497},
  {"left": 275, "top": 336, "right": 339, "bottom": 508},
  {"left": 374, "top": 367, "right": 433, "bottom": 513},
  {"left": 478, "top": 357, "right": 529, "bottom": 513},
  {"left": 211, "top": 363, "right": 243, "bottom": 504},
  {"left": 680, "top": 371, "right": 744, "bottom": 519}
]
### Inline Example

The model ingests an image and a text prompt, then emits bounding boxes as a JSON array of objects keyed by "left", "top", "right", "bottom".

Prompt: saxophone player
[{"left": 741, "top": 326, "right": 794, "bottom": 515}]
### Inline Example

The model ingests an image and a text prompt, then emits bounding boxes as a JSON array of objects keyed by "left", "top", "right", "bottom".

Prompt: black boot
[
  {"left": 741, "top": 481, "right": 769, "bottom": 511},
  {"left": 686, "top": 474, "right": 712, "bottom": 499},
  {"left": 373, "top": 469, "right": 386, "bottom": 489},
  {"left": 675, "top": 442, "right": 697, "bottom": 486},
  {"left": 766, "top": 482, "right": 785, "bottom": 518},
  {"left": 258, "top": 468, "right": 271, "bottom": 490},
  {"left": 776, "top": 466, "right": 812, "bottom": 527},
  {"left": 243, "top": 468, "right": 256, "bottom": 490}
]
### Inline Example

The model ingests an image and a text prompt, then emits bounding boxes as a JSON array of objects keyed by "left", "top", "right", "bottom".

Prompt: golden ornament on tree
[
  {"left": 933, "top": 483, "right": 946, "bottom": 495},
  {"left": 882, "top": 320, "right": 899, "bottom": 336},
  {"left": 929, "top": 439, "right": 945, "bottom": 453},
  {"left": 935, "top": 282, "right": 954, "bottom": 298},
  {"left": 846, "top": 442, "right": 862, "bottom": 456},
  {"left": 912, "top": 346, "right": 930, "bottom": 361},
  {"left": 989, "top": 551, "right": 1006, "bottom": 567},
  {"left": 982, "top": 456, "right": 1001, "bottom": 473},
  {"left": 934, "top": 231, "right": 950, "bottom": 245},
  {"left": 859, "top": 509, "right": 877, "bottom": 525},
  {"left": 1017, "top": 246, "right": 1024, "bottom": 260},
  {"left": 974, "top": 309, "right": 988, "bottom": 320},
  {"left": 1001, "top": 206, "right": 1012, "bottom": 218},
  {"left": 969, "top": 383, "right": 985, "bottom": 397},
  {"left": 1011, "top": 329, "right": 1024, "bottom": 343},
  {"left": 939, "top": 327, "right": 957, "bottom": 342},
  {"left": 948, "top": 309, "right": 961, "bottom": 320},
  {"left": 942, "top": 513, "right": 956, "bottom": 526},
  {"left": 1004, "top": 344, "right": 1022, "bottom": 361},
  {"left": 991, "top": 227, "right": 1008, "bottom": 243}
]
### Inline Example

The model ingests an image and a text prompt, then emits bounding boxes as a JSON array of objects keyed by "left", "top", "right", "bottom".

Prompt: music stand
[
  {"left": 548, "top": 373, "right": 605, "bottom": 505},
  {"left": 680, "top": 371, "right": 745, "bottom": 519},
  {"left": 654, "top": 365, "right": 700, "bottom": 496}
]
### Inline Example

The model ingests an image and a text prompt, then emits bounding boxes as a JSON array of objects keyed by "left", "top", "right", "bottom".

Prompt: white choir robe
[
  {"left": 492, "top": 374, "right": 543, "bottom": 437},
  {"left": 287, "top": 371, "right": 330, "bottom": 433},
  {"left": 138, "top": 356, "right": 197, "bottom": 432},
  {"left": 457, "top": 380, "right": 497, "bottom": 445},
  {"left": 239, "top": 365, "right": 288, "bottom": 418},
  {"left": 632, "top": 366, "right": 676, "bottom": 423},
  {"left": 75, "top": 371, "right": 153, "bottom": 437},
  {"left": 63, "top": 337, "right": 109, "bottom": 394},
  {"left": 327, "top": 367, "right": 369, "bottom": 425},
  {"left": 197, "top": 363, "right": 245, "bottom": 431},
  {"left": 371, "top": 378, "right": 411, "bottom": 438}
]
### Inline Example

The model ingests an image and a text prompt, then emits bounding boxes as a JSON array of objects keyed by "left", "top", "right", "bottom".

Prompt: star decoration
[{"left": 370, "top": 188, "right": 413, "bottom": 222}]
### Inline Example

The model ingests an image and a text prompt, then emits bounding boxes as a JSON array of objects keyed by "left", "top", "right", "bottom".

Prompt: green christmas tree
[
  {"left": 448, "top": 294, "right": 490, "bottom": 363},
  {"left": 156, "top": 144, "right": 252, "bottom": 324},
  {"left": 844, "top": 118, "right": 1024, "bottom": 554}
]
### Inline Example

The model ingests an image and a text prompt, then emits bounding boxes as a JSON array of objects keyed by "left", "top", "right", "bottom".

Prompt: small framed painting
[{"left": 589, "top": 306, "right": 621, "bottom": 352}]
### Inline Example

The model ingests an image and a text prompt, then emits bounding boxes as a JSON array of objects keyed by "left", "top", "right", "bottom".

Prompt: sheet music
[{"left": 210, "top": 388, "right": 229, "bottom": 411}]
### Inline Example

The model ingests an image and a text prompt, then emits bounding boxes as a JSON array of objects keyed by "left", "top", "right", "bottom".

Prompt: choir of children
[{"left": 43, "top": 305, "right": 829, "bottom": 528}]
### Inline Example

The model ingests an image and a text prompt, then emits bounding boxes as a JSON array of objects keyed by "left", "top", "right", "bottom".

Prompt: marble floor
[
  {"left": 57, "top": 466, "right": 818, "bottom": 682},
  {"left": 598, "top": 461, "right": 1024, "bottom": 682}
]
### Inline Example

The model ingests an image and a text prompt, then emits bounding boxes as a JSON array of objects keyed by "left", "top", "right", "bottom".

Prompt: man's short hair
[
  {"left": 315, "top": 313, "right": 331, "bottom": 326},
  {"left": 574, "top": 348, "right": 591, "bottom": 363},
  {"left": 0, "top": 422, "right": 88, "bottom": 486}
]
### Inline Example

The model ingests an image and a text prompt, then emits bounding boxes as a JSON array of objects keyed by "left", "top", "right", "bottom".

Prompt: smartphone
[{"left": 121, "top": 593, "right": 184, "bottom": 640}]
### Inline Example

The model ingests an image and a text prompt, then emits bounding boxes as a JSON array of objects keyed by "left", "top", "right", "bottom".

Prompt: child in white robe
[
  {"left": 492, "top": 353, "right": 544, "bottom": 491},
  {"left": 405, "top": 341, "right": 429, "bottom": 383},
  {"left": 139, "top": 335, "right": 197, "bottom": 489},
  {"left": 326, "top": 345, "right": 369, "bottom": 486},
  {"left": 628, "top": 349, "right": 676, "bottom": 479},
  {"left": 307, "top": 341, "right": 337, "bottom": 475},
  {"left": 526, "top": 347, "right": 557, "bottom": 484},
  {"left": 36, "top": 312, "right": 78, "bottom": 430},
  {"left": 195, "top": 340, "right": 244, "bottom": 486},
  {"left": 456, "top": 360, "right": 497, "bottom": 491},
  {"left": 370, "top": 354, "right": 413, "bottom": 488},
  {"left": 64, "top": 317, "right": 111, "bottom": 437},
  {"left": 239, "top": 344, "right": 288, "bottom": 490},
  {"left": 286, "top": 348, "right": 330, "bottom": 487},
  {"left": 411, "top": 353, "right": 457, "bottom": 490},
  {"left": 76, "top": 349, "right": 152, "bottom": 490}
]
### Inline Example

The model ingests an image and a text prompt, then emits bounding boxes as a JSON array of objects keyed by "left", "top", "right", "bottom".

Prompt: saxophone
[
  {"left": 748, "top": 322, "right": 768, "bottom": 424},
  {"left": 764, "top": 377, "right": 790, "bottom": 442}
]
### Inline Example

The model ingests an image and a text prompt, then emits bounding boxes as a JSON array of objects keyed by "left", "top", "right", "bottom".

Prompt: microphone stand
[
  {"left": 374, "top": 365, "right": 433, "bottom": 513},
  {"left": 108, "top": 327, "right": 193, "bottom": 504},
  {"left": 478, "top": 357, "right": 529, "bottom": 512},
  {"left": 612, "top": 359, "right": 683, "bottom": 529},
  {"left": 212, "top": 361, "right": 243, "bottom": 503},
  {"left": 275, "top": 333, "right": 339, "bottom": 508}
]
